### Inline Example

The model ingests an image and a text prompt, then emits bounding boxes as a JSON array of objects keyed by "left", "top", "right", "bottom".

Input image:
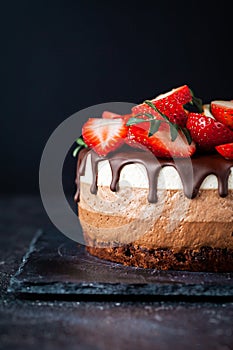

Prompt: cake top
[{"left": 73, "top": 85, "right": 233, "bottom": 202}]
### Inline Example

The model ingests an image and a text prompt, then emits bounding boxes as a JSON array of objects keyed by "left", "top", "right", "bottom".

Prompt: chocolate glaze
[{"left": 74, "top": 147, "right": 233, "bottom": 203}]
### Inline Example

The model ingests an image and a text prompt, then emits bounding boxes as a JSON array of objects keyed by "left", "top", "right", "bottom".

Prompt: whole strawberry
[{"left": 187, "top": 112, "right": 233, "bottom": 151}]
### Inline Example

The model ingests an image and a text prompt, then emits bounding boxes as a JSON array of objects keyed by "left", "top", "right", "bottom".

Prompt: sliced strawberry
[
  {"left": 154, "top": 102, "right": 188, "bottom": 127},
  {"left": 82, "top": 118, "right": 127, "bottom": 156},
  {"left": 102, "top": 110, "right": 132, "bottom": 124},
  {"left": 102, "top": 111, "right": 122, "bottom": 119},
  {"left": 132, "top": 103, "right": 163, "bottom": 120},
  {"left": 132, "top": 85, "right": 192, "bottom": 127},
  {"left": 125, "top": 119, "right": 149, "bottom": 151},
  {"left": 132, "top": 101, "right": 187, "bottom": 127},
  {"left": 215, "top": 143, "right": 233, "bottom": 160},
  {"left": 128, "top": 120, "right": 196, "bottom": 158},
  {"left": 210, "top": 100, "right": 233, "bottom": 129},
  {"left": 186, "top": 112, "right": 233, "bottom": 151},
  {"left": 154, "top": 84, "right": 192, "bottom": 105}
]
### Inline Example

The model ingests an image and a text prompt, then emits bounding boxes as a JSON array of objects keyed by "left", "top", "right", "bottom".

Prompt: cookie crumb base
[{"left": 86, "top": 243, "right": 233, "bottom": 272}]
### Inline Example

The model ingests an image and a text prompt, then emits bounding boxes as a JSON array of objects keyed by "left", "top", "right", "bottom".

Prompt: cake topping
[
  {"left": 126, "top": 106, "right": 196, "bottom": 158},
  {"left": 216, "top": 143, "right": 233, "bottom": 160},
  {"left": 82, "top": 117, "right": 127, "bottom": 156},
  {"left": 73, "top": 85, "right": 233, "bottom": 202},
  {"left": 186, "top": 111, "right": 233, "bottom": 151},
  {"left": 132, "top": 85, "right": 200, "bottom": 127},
  {"left": 210, "top": 100, "right": 233, "bottom": 129}
]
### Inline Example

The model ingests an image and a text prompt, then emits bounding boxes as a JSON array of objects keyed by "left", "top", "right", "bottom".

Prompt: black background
[{"left": 1, "top": 0, "right": 233, "bottom": 194}]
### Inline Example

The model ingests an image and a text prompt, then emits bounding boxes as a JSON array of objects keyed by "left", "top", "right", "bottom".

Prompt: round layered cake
[
  {"left": 75, "top": 147, "right": 233, "bottom": 272},
  {"left": 73, "top": 85, "right": 233, "bottom": 271}
]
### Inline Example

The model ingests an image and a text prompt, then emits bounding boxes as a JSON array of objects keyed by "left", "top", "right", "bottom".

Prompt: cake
[{"left": 74, "top": 86, "right": 233, "bottom": 272}]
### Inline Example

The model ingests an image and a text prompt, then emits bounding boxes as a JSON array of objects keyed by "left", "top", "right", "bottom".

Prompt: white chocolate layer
[{"left": 80, "top": 154, "right": 233, "bottom": 190}]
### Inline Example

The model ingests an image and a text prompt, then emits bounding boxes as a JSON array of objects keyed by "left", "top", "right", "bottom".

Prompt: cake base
[{"left": 86, "top": 242, "right": 233, "bottom": 272}]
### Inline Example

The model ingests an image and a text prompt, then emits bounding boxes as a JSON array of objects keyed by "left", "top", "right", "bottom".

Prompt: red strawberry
[
  {"left": 154, "top": 102, "right": 188, "bottom": 127},
  {"left": 82, "top": 118, "right": 127, "bottom": 156},
  {"left": 102, "top": 111, "right": 122, "bottom": 119},
  {"left": 132, "top": 103, "right": 163, "bottom": 120},
  {"left": 210, "top": 100, "right": 233, "bottom": 129},
  {"left": 186, "top": 112, "right": 233, "bottom": 151},
  {"left": 128, "top": 121, "right": 196, "bottom": 158},
  {"left": 203, "top": 104, "right": 215, "bottom": 119},
  {"left": 153, "top": 84, "right": 192, "bottom": 106},
  {"left": 132, "top": 85, "right": 192, "bottom": 127},
  {"left": 102, "top": 110, "right": 132, "bottom": 123},
  {"left": 215, "top": 143, "right": 233, "bottom": 160}
]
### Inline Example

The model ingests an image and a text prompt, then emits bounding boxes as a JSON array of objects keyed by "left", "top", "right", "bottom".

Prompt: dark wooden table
[{"left": 0, "top": 195, "right": 233, "bottom": 350}]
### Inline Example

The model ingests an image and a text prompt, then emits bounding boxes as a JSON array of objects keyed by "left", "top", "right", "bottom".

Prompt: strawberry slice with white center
[
  {"left": 82, "top": 118, "right": 127, "bottom": 156},
  {"left": 210, "top": 100, "right": 233, "bottom": 129},
  {"left": 102, "top": 111, "right": 122, "bottom": 119},
  {"left": 132, "top": 85, "right": 193, "bottom": 127},
  {"left": 128, "top": 121, "right": 196, "bottom": 158},
  {"left": 215, "top": 143, "right": 233, "bottom": 160},
  {"left": 187, "top": 112, "right": 233, "bottom": 151}
]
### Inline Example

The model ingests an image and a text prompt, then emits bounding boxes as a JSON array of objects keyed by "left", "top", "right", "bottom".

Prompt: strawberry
[
  {"left": 125, "top": 118, "right": 149, "bottom": 151},
  {"left": 132, "top": 103, "right": 163, "bottom": 120},
  {"left": 154, "top": 102, "right": 188, "bottom": 127},
  {"left": 215, "top": 143, "right": 233, "bottom": 160},
  {"left": 210, "top": 100, "right": 233, "bottom": 129},
  {"left": 127, "top": 120, "right": 196, "bottom": 158},
  {"left": 186, "top": 112, "right": 233, "bottom": 151},
  {"left": 102, "top": 110, "right": 132, "bottom": 124},
  {"left": 132, "top": 85, "right": 193, "bottom": 127},
  {"left": 154, "top": 85, "right": 193, "bottom": 105},
  {"left": 102, "top": 111, "right": 122, "bottom": 119},
  {"left": 82, "top": 118, "right": 127, "bottom": 156},
  {"left": 153, "top": 85, "right": 195, "bottom": 127}
]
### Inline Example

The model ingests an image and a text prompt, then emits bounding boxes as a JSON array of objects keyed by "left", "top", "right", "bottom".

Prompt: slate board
[{"left": 8, "top": 230, "right": 233, "bottom": 301}]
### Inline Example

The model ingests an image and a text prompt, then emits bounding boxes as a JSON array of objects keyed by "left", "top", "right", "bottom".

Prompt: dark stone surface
[
  {"left": 8, "top": 230, "right": 233, "bottom": 300},
  {"left": 1, "top": 195, "right": 233, "bottom": 350}
]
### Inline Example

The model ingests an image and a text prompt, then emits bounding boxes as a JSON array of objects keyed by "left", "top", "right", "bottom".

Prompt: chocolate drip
[
  {"left": 191, "top": 154, "right": 232, "bottom": 198},
  {"left": 74, "top": 148, "right": 87, "bottom": 202},
  {"left": 109, "top": 156, "right": 162, "bottom": 203},
  {"left": 74, "top": 148, "right": 233, "bottom": 203}
]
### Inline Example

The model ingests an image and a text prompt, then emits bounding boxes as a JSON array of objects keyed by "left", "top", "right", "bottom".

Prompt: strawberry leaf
[
  {"left": 73, "top": 136, "right": 88, "bottom": 157},
  {"left": 181, "top": 128, "right": 192, "bottom": 145},
  {"left": 144, "top": 100, "right": 170, "bottom": 122},
  {"left": 141, "top": 112, "right": 156, "bottom": 120},
  {"left": 126, "top": 117, "right": 147, "bottom": 126},
  {"left": 170, "top": 124, "right": 179, "bottom": 141},
  {"left": 73, "top": 146, "right": 82, "bottom": 157},
  {"left": 76, "top": 137, "right": 87, "bottom": 147},
  {"left": 185, "top": 90, "right": 203, "bottom": 113},
  {"left": 192, "top": 96, "right": 203, "bottom": 113},
  {"left": 148, "top": 120, "right": 161, "bottom": 137}
]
